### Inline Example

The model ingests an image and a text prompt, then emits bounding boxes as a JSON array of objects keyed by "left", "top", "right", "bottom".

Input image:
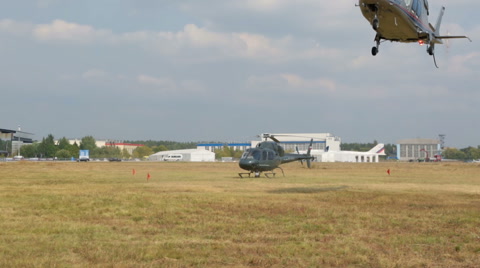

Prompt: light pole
[{"left": 17, "top": 125, "right": 21, "bottom": 157}]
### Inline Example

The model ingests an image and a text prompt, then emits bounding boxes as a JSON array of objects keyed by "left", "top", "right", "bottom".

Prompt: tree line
[
  {"left": 1, "top": 135, "right": 153, "bottom": 159},
  {"left": 2, "top": 136, "right": 479, "bottom": 161},
  {"left": 442, "top": 147, "right": 480, "bottom": 161}
]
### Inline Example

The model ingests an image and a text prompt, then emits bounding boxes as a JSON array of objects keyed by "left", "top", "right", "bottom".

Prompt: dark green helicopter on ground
[{"left": 238, "top": 134, "right": 314, "bottom": 178}]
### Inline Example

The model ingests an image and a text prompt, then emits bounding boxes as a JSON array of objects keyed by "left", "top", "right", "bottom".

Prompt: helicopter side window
[
  {"left": 412, "top": 0, "right": 421, "bottom": 16},
  {"left": 251, "top": 150, "right": 261, "bottom": 160}
]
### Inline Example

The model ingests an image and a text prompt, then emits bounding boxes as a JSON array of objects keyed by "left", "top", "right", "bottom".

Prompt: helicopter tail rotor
[
  {"left": 306, "top": 139, "right": 313, "bottom": 168},
  {"left": 296, "top": 146, "right": 305, "bottom": 166}
]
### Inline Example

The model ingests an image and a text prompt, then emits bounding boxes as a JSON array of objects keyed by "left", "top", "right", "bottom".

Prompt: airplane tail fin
[{"left": 368, "top": 144, "right": 386, "bottom": 155}]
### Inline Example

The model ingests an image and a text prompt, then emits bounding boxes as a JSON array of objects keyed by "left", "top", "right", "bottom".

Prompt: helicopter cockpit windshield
[
  {"left": 241, "top": 149, "right": 276, "bottom": 161},
  {"left": 241, "top": 149, "right": 261, "bottom": 160}
]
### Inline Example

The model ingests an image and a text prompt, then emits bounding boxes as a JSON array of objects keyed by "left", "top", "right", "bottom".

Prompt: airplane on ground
[
  {"left": 298, "top": 144, "right": 387, "bottom": 163},
  {"left": 238, "top": 134, "right": 314, "bottom": 178},
  {"left": 357, "top": 0, "right": 471, "bottom": 67}
]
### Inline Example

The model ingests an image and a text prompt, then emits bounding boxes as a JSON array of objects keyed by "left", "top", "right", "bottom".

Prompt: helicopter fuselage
[
  {"left": 239, "top": 147, "right": 282, "bottom": 173},
  {"left": 359, "top": 0, "right": 431, "bottom": 43}
]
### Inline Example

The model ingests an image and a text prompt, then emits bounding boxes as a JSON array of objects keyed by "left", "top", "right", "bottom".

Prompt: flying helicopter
[
  {"left": 357, "top": 0, "right": 471, "bottom": 67},
  {"left": 238, "top": 134, "right": 314, "bottom": 178}
]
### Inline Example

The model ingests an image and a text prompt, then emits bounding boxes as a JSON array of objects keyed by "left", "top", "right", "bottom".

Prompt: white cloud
[
  {"left": 1, "top": 18, "right": 282, "bottom": 59},
  {"left": 247, "top": 73, "right": 337, "bottom": 94},
  {"left": 180, "top": 24, "right": 228, "bottom": 48},
  {"left": 238, "top": 0, "right": 352, "bottom": 15},
  {"left": 142, "top": 24, "right": 284, "bottom": 59},
  {"left": 1, "top": 18, "right": 340, "bottom": 64},
  {"left": 447, "top": 52, "right": 480, "bottom": 74},
  {"left": 82, "top": 69, "right": 109, "bottom": 80},
  {"left": 33, "top": 20, "right": 113, "bottom": 43},
  {"left": 136, "top": 74, "right": 205, "bottom": 94},
  {"left": 137, "top": 74, "right": 176, "bottom": 90},
  {"left": 244, "top": 0, "right": 288, "bottom": 12}
]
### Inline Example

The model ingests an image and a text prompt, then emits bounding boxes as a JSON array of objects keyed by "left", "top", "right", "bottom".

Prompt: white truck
[{"left": 78, "top": 150, "right": 90, "bottom": 162}]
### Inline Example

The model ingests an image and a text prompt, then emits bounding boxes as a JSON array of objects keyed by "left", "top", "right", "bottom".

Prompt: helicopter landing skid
[
  {"left": 239, "top": 167, "right": 285, "bottom": 179},
  {"left": 238, "top": 172, "right": 252, "bottom": 178},
  {"left": 238, "top": 172, "right": 264, "bottom": 178},
  {"left": 264, "top": 172, "right": 276, "bottom": 178},
  {"left": 265, "top": 167, "right": 285, "bottom": 178},
  {"left": 274, "top": 167, "right": 285, "bottom": 177}
]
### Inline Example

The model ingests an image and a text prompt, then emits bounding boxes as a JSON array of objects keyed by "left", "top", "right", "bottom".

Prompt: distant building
[
  {"left": 149, "top": 149, "right": 215, "bottom": 162},
  {"left": 0, "top": 127, "right": 34, "bottom": 156},
  {"left": 65, "top": 139, "right": 144, "bottom": 155},
  {"left": 197, "top": 133, "right": 341, "bottom": 154},
  {"left": 255, "top": 133, "right": 341, "bottom": 152},
  {"left": 104, "top": 141, "right": 145, "bottom": 155},
  {"left": 197, "top": 143, "right": 251, "bottom": 152},
  {"left": 66, "top": 139, "right": 106, "bottom": 148},
  {"left": 396, "top": 138, "right": 441, "bottom": 161}
]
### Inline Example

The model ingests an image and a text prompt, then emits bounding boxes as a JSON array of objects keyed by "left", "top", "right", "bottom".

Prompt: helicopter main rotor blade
[{"left": 269, "top": 136, "right": 280, "bottom": 143}]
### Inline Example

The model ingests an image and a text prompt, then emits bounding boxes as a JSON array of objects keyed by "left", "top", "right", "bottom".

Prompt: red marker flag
[
  {"left": 147, "top": 173, "right": 151, "bottom": 181},
  {"left": 132, "top": 169, "right": 136, "bottom": 176},
  {"left": 387, "top": 169, "right": 391, "bottom": 175}
]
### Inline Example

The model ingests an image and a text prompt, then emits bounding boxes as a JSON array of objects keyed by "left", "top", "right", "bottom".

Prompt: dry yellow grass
[{"left": 0, "top": 161, "right": 479, "bottom": 267}]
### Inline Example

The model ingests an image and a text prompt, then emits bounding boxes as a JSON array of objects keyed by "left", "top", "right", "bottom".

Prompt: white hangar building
[
  {"left": 252, "top": 133, "right": 341, "bottom": 152},
  {"left": 396, "top": 138, "right": 441, "bottom": 161},
  {"left": 197, "top": 133, "right": 342, "bottom": 153},
  {"left": 311, "top": 144, "right": 386, "bottom": 163},
  {"left": 148, "top": 149, "right": 215, "bottom": 162}
]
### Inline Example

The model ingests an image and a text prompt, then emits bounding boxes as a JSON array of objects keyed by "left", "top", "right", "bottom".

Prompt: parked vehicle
[
  {"left": 78, "top": 150, "right": 90, "bottom": 162},
  {"left": 164, "top": 154, "right": 183, "bottom": 161}
]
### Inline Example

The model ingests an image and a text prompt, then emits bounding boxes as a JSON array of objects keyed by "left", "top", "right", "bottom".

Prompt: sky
[{"left": 0, "top": 0, "right": 478, "bottom": 148}]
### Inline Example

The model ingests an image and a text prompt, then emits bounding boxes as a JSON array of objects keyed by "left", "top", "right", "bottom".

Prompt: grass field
[{"left": 1, "top": 161, "right": 479, "bottom": 267}]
